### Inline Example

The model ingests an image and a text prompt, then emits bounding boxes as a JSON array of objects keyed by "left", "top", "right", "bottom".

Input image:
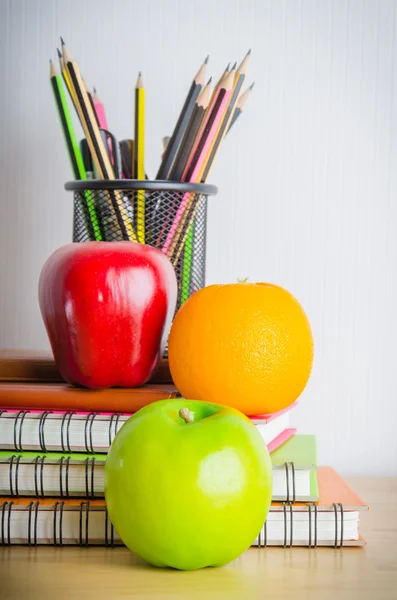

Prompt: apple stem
[
  {"left": 237, "top": 277, "right": 249, "bottom": 283},
  {"left": 179, "top": 408, "right": 193, "bottom": 424}
]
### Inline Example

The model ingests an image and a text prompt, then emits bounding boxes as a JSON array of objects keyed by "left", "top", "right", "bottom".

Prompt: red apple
[{"left": 38, "top": 242, "right": 177, "bottom": 388}]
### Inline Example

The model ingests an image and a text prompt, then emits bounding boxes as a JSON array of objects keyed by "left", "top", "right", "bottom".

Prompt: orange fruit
[{"left": 168, "top": 282, "right": 314, "bottom": 416}]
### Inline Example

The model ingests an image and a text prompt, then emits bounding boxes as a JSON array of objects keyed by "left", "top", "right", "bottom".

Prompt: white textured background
[{"left": 0, "top": 0, "right": 396, "bottom": 475}]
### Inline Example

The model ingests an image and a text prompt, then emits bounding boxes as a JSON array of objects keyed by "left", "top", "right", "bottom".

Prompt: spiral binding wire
[
  {"left": 108, "top": 413, "right": 121, "bottom": 446},
  {"left": 84, "top": 413, "right": 98, "bottom": 453},
  {"left": 307, "top": 502, "right": 318, "bottom": 548},
  {"left": 13, "top": 410, "right": 30, "bottom": 451},
  {"left": 9, "top": 455, "right": 21, "bottom": 496},
  {"left": 105, "top": 508, "right": 115, "bottom": 547},
  {"left": 1, "top": 501, "right": 13, "bottom": 545},
  {"left": 59, "top": 456, "right": 71, "bottom": 498},
  {"left": 53, "top": 501, "right": 65, "bottom": 545},
  {"left": 33, "top": 456, "right": 46, "bottom": 497},
  {"left": 79, "top": 501, "right": 90, "bottom": 546},
  {"left": 282, "top": 502, "right": 294, "bottom": 547},
  {"left": 84, "top": 457, "right": 96, "bottom": 498},
  {"left": 284, "top": 461, "right": 296, "bottom": 503},
  {"left": 28, "top": 501, "right": 39, "bottom": 545},
  {"left": 60, "top": 411, "right": 75, "bottom": 453},
  {"left": 333, "top": 502, "right": 344, "bottom": 548},
  {"left": 38, "top": 411, "right": 53, "bottom": 452}
]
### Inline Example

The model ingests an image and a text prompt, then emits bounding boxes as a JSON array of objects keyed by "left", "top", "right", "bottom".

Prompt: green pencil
[{"left": 50, "top": 60, "right": 102, "bottom": 241}]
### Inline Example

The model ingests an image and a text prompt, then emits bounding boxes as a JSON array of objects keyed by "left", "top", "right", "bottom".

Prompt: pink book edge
[
  {"left": 250, "top": 402, "right": 298, "bottom": 424},
  {"left": 0, "top": 408, "right": 133, "bottom": 418},
  {"left": 267, "top": 428, "right": 296, "bottom": 454}
]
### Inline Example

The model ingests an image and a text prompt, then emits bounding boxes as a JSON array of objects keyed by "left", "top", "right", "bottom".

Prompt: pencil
[
  {"left": 227, "top": 82, "right": 255, "bottom": 133},
  {"left": 93, "top": 86, "right": 109, "bottom": 130},
  {"left": 49, "top": 60, "right": 102, "bottom": 241},
  {"left": 156, "top": 55, "right": 208, "bottom": 180},
  {"left": 162, "top": 70, "right": 234, "bottom": 256},
  {"left": 57, "top": 47, "right": 75, "bottom": 106},
  {"left": 62, "top": 42, "right": 137, "bottom": 241},
  {"left": 201, "top": 49, "right": 251, "bottom": 182},
  {"left": 134, "top": 71, "right": 145, "bottom": 242},
  {"left": 84, "top": 81, "right": 101, "bottom": 128},
  {"left": 152, "top": 79, "right": 212, "bottom": 248},
  {"left": 170, "top": 78, "right": 212, "bottom": 181}
]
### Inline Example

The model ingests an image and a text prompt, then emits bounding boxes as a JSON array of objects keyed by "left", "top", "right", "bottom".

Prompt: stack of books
[{"left": 0, "top": 351, "right": 367, "bottom": 548}]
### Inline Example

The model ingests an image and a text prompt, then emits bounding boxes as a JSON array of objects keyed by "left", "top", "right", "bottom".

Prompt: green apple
[{"left": 105, "top": 398, "right": 272, "bottom": 570}]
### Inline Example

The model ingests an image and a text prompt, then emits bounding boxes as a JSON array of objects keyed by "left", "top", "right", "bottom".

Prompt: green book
[
  {"left": 0, "top": 437, "right": 318, "bottom": 502},
  {"left": 0, "top": 450, "right": 106, "bottom": 498},
  {"left": 270, "top": 435, "right": 318, "bottom": 502}
]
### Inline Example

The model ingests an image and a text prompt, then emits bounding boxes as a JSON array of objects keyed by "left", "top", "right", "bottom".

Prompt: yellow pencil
[
  {"left": 134, "top": 72, "right": 145, "bottom": 243},
  {"left": 62, "top": 42, "right": 137, "bottom": 241}
]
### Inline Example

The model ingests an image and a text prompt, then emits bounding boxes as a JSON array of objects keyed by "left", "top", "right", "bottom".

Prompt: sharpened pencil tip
[
  {"left": 49, "top": 58, "right": 52, "bottom": 64},
  {"left": 93, "top": 86, "right": 97, "bottom": 93},
  {"left": 60, "top": 36, "right": 66, "bottom": 46},
  {"left": 231, "top": 61, "right": 237, "bottom": 70},
  {"left": 139, "top": 71, "right": 142, "bottom": 76},
  {"left": 56, "top": 48, "right": 62, "bottom": 58},
  {"left": 249, "top": 82, "right": 255, "bottom": 90},
  {"left": 204, "top": 54, "right": 209, "bottom": 64},
  {"left": 207, "top": 76, "right": 212, "bottom": 84},
  {"left": 247, "top": 48, "right": 251, "bottom": 55}
]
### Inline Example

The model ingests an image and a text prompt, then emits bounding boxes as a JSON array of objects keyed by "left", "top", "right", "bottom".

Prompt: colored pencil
[
  {"left": 62, "top": 42, "right": 137, "bottom": 241},
  {"left": 169, "top": 78, "right": 212, "bottom": 181},
  {"left": 201, "top": 49, "right": 251, "bottom": 182},
  {"left": 49, "top": 60, "right": 102, "bottom": 241},
  {"left": 93, "top": 86, "right": 109, "bottom": 130},
  {"left": 84, "top": 81, "right": 101, "bottom": 128},
  {"left": 162, "top": 69, "right": 234, "bottom": 256},
  {"left": 134, "top": 71, "right": 145, "bottom": 242},
  {"left": 156, "top": 56, "right": 208, "bottom": 180},
  {"left": 227, "top": 82, "right": 255, "bottom": 133},
  {"left": 178, "top": 53, "right": 250, "bottom": 292},
  {"left": 152, "top": 79, "right": 212, "bottom": 248}
]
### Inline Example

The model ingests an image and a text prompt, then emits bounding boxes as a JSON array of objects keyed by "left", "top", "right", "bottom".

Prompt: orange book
[
  {"left": 0, "top": 350, "right": 173, "bottom": 384},
  {"left": 254, "top": 467, "right": 368, "bottom": 547},
  {"left": 0, "top": 468, "right": 368, "bottom": 547},
  {"left": 0, "top": 382, "right": 178, "bottom": 413}
]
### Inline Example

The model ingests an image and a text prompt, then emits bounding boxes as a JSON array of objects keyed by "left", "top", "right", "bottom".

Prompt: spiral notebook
[
  {"left": 0, "top": 468, "right": 367, "bottom": 548},
  {"left": 0, "top": 407, "right": 296, "bottom": 456},
  {"left": 0, "top": 436, "right": 314, "bottom": 501}
]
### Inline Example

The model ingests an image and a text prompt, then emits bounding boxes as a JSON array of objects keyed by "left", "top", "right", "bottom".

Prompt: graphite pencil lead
[
  {"left": 204, "top": 54, "right": 209, "bottom": 64},
  {"left": 207, "top": 76, "right": 212, "bottom": 84},
  {"left": 93, "top": 86, "right": 97, "bottom": 93},
  {"left": 247, "top": 48, "right": 251, "bottom": 55},
  {"left": 231, "top": 61, "right": 237, "bottom": 70},
  {"left": 60, "top": 36, "right": 66, "bottom": 46},
  {"left": 56, "top": 48, "right": 62, "bottom": 58},
  {"left": 249, "top": 82, "right": 255, "bottom": 90}
]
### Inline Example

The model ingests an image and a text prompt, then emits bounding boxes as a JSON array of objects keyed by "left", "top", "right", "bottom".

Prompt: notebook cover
[
  {"left": 0, "top": 382, "right": 178, "bottom": 412},
  {"left": 270, "top": 434, "right": 317, "bottom": 468},
  {"left": 0, "top": 350, "right": 173, "bottom": 384}
]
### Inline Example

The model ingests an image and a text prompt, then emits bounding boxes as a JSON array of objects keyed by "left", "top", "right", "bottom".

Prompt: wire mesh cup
[{"left": 65, "top": 180, "right": 217, "bottom": 309}]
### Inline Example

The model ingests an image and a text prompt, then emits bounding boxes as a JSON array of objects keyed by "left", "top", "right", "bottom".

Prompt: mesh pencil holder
[{"left": 65, "top": 180, "right": 217, "bottom": 310}]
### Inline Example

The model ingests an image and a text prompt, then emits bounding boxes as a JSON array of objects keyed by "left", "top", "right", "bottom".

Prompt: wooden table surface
[{"left": 0, "top": 477, "right": 396, "bottom": 600}]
